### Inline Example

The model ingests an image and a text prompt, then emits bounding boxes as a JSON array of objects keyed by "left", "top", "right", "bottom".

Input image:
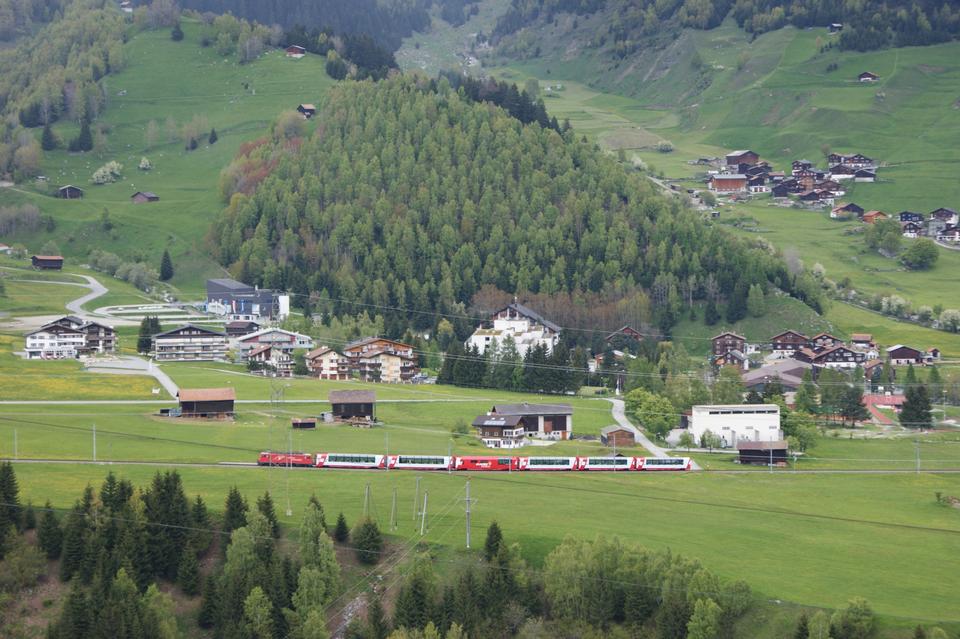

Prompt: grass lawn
[
  {"left": 0, "top": 279, "right": 85, "bottom": 317},
  {"left": 10, "top": 462, "right": 960, "bottom": 624}
]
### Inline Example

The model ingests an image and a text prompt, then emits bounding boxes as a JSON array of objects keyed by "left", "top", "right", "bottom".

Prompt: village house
[
  {"left": 815, "top": 179, "right": 844, "bottom": 197},
  {"left": 605, "top": 325, "right": 643, "bottom": 343},
  {"left": 741, "top": 359, "right": 813, "bottom": 393},
  {"left": 901, "top": 221, "right": 923, "bottom": 238},
  {"left": 600, "top": 425, "right": 636, "bottom": 449},
  {"left": 930, "top": 208, "right": 959, "bottom": 225},
  {"left": 738, "top": 440, "right": 789, "bottom": 466},
  {"left": 329, "top": 389, "right": 376, "bottom": 423},
  {"left": 355, "top": 349, "right": 419, "bottom": 383},
  {"left": 862, "top": 210, "right": 888, "bottom": 224},
  {"left": 708, "top": 174, "right": 747, "bottom": 193},
  {"left": 850, "top": 333, "right": 874, "bottom": 348},
  {"left": 770, "top": 330, "right": 809, "bottom": 356},
  {"left": 714, "top": 349, "right": 749, "bottom": 371},
  {"left": 235, "top": 327, "right": 313, "bottom": 359},
  {"left": 725, "top": 150, "right": 759, "bottom": 167},
  {"left": 31, "top": 255, "right": 63, "bottom": 270},
  {"left": 793, "top": 344, "right": 866, "bottom": 369},
  {"left": 297, "top": 104, "right": 317, "bottom": 119},
  {"left": 285, "top": 44, "right": 306, "bottom": 58},
  {"left": 926, "top": 348, "right": 941, "bottom": 363},
  {"left": 225, "top": 320, "right": 260, "bottom": 338},
  {"left": 886, "top": 344, "right": 925, "bottom": 365},
  {"left": 712, "top": 332, "right": 746, "bottom": 356},
  {"left": 898, "top": 211, "right": 924, "bottom": 223},
  {"left": 246, "top": 344, "right": 293, "bottom": 377},
  {"left": 472, "top": 414, "right": 526, "bottom": 449},
  {"left": 831, "top": 202, "right": 864, "bottom": 219},
  {"left": 858, "top": 71, "right": 880, "bottom": 82},
  {"left": 57, "top": 185, "right": 84, "bottom": 199},
  {"left": 44, "top": 315, "right": 117, "bottom": 355},
  {"left": 799, "top": 189, "right": 834, "bottom": 206},
  {"left": 854, "top": 169, "right": 877, "bottom": 182},
  {"left": 177, "top": 388, "right": 235, "bottom": 419},
  {"left": 305, "top": 346, "right": 351, "bottom": 380},
  {"left": 24, "top": 323, "right": 86, "bottom": 359},
  {"left": 153, "top": 324, "right": 228, "bottom": 361},
  {"left": 936, "top": 225, "right": 960, "bottom": 243},
  {"left": 792, "top": 159, "right": 814, "bottom": 175},
  {"left": 809, "top": 332, "right": 843, "bottom": 350},
  {"left": 466, "top": 302, "right": 560, "bottom": 357},
  {"left": 130, "top": 191, "right": 159, "bottom": 203},
  {"left": 828, "top": 153, "right": 874, "bottom": 169},
  {"left": 829, "top": 164, "right": 856, "bottom": 180},
  {"left": 486, "top": 403, "right": 573, "bottom": 441},
  {"left": 686, "top": 404, "right": 782, "bottom": 448}
]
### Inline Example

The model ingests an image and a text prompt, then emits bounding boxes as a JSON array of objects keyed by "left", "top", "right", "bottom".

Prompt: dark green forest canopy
[
  {"left": 212, "top": 76, "right": 815, "bottom": 334},
  {"left": 494, "top": 0, "right": 960, "bottom": 52}
]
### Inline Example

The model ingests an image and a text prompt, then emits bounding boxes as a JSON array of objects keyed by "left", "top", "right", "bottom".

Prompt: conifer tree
[
  {"left": 209, "top": 128, "right": 218, "bottom": 144},
  {"left": 483, "top": 521, "right": 503, "bottom": 561},
  {"left": 367, "top": 594, "right": 390, "bottom": 639},
  {"left": 0, "top": 461, "right": 21, "bottom": 541},
  {"left": 137, "top": 316, "right": 153, "bottom": 354},
  {"left": 69, "top": 121, "right": 94, "bottom": 152},
  {"left": 171, "top": 22, "right": 184, "bottom": 41},
  {"left": 198, "top": 574, "right": 220, "bottom": 628},
  {"left": 178, "top": 546, "right": 200, "bottom": 595},
  {"left": 23, "top": 501, "right": 36, "bottom": 529},
  {"left": 42, "top": 123, "right": 59, "bottom": 150},
  {"left": 704, "top": 298, "right": 720, "bottom": 326},
  {"left": 307, "top": 493, "right": 327, "bottom": 531},
  {"left": 351, "top": 518, "right": 383, "bottom": 565},
  {"left": 223, "top": 486, "right": 249, "bottom": 536},
  {"left": 38, "top": 501, "right": 63, "bottom": 559},
  {"left": 159, "top": 249, "right": 174, "bottom": 281},
  {"left": 60, "top": 504, "right": 87, "bottom": 581},
  {"left": 333, "top": 512, "right": 349, "bottom": 542},
  {"left": 794, "top": 612, "right": 809, "bottom": 639},
  {"left": 257, "top": 491, "right": 280, "bottom": 538}
]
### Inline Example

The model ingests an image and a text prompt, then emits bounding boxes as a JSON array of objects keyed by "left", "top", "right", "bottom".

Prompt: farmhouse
[
  {"left": 725, "top": 150, "right": 759, "bottom": 167},
  {"left": 153, "top": 324, "right": 228, "bottom": 361},
  {"left": 31, "top": 255, "right": 63, "bottom": 270},
  {"left": 709, "top": 174, "right": 747, "bottom": 193},
  {"left": 794, "top": 344, "right": 866, "bottom": 369},
  {"left": 297, "top": 104, "right": 317, "bottom": 119},
  {"left": 770, "top": 330, "right": 809, "bottom": 356},
  {"left": 829, "top": 153, "right": 874, "bottom": 168},
  {"left": 930, "top": 207, "right": 959, "bottom": 225},
  {"left": 738, "top": 440, "right": 789, "bottom": 466},
  {"left": 57, "top": 185, "right": 83, "bottom": 199},
  {"left": 862, "top": 210, "right": 887, "bottom": 224},
  {"left": 225, "top": 320, "right": 260, "bottom": 337},
  {"left": 177, "top": 388, "right": 235, "bottom": 419},
  {"left": 858, "top": 71, "right": 880, "bottom": 82},
  {"left": 490, "top": 402, "right": 573, "bottom": 441},
  {"left": 285, "top": 44, "right": 306, "bottom": 58},
  {"left": 937, "top": 225, "right": 960, "bottom": 243},
  {"left": 130, "top": 191, "right": 159, "bottom": 203},
  {"left": 854, "top": 169, "right": 877, "bottom": 182},
  {"left": 850, "top": 333, "right": 874, "bottom": 348},
  {"left": 600, "top": 425, "right": 636, "bottom": 449},
  {"left": 886, "top": 344, "right": 924, "bottom": 365},
  {"left": 329, "top": 389, "right": 376, "bottom": 423},
  {"left": 809, "top": 332, "right": 842, "bottom": 349},
  {"left": 829, "top": 164, "right": 856, "bottom": 180},
  {"left": 687, "top": 404, "right": 781, "bottom": 448},
  {"left": 206, "top": 278, "right": 286, "bottom": 321},
  {"left": 466, "top": 302, "right": 560, "bottom": 357},
  {"left": 712, "top": 331, "right": 746, "bottom": 356},
  {"left": 831, "top": 202, "right": 864, "bottom": 219},
  {"left": 901, "top": 221, "right": 923, "bottom": 238},
  {"left": 472, "top": 414, "right": 526, "bottom": 449},
  {"left": 305, "top": 346, "right": 351, "bottom": 380}
]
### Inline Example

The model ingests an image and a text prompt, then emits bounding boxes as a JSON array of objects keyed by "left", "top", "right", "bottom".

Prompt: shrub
[
  {"left": 91, "top": 161, "right": 123, "bottom": 184},
  {"left": 139, "top": 157, "right": 152, "bottom": 171}
]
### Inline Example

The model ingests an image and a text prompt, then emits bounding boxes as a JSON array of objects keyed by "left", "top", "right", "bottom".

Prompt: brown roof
[
  {"left": 492, "top": 402, "right": 573, "bottom": 416},
  {"left": 712, "top": 331, "right": 745, "bottom": 341},
  {"left": 738, "top": 440, "right": 788, "bottom": 451},
  {"left": 472, "top": 414, "right": 524, "bottom": 428},
  {"left": 329, "top": 390, "right": 376, "bottom": 404},
  {"left": 851, "top": 333, "right": 872, "bottom": 342},
  {"left": 247, "top": 344, "right": 271, "bottom": 357},
  {"left": 32, "top": 255, "right": 64, "bottom": 260},
  {"left": 305, "top": 346, "right": 339, "bottom": 359},
  {"left": 178, "top": 388, "right": 236, "bottom": 402}
]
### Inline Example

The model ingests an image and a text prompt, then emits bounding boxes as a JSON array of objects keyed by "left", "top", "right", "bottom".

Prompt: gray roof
[
  {"left": 329, "top": 390, "right": 376, "bottom": 404},
  {"left": 492, "top": 402, "right": 572, "bottom": 416},
  {"left": 600, "top": 425, "right": 632, "bottom": 436},
  {"left": 153, "top": 323, "right": 226, "bottom": 338},
  {"left": 496, "top": 303, "right": 561, "bottom": 333},
  {"left": 472, "top": 414, "right": 524, "bottom": 428},
  {"left": 207, "top": 278, "right": 251, "bottom": 290}
]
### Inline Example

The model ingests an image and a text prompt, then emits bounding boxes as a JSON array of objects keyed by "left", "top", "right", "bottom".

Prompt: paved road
[
  {"left": 66, "top": 275, "right": 108, "bottom": 315},
  {"left": 84, "top": 356, "right": 180, "bottom": 398},
  {"left": 1, "top": 273, "right": 143, "bottom": 331},
  {"left": 606, "top": 398, "right": 707, "bottom": 469}
]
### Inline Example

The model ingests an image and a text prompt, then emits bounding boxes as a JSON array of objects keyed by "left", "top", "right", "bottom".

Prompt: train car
[
  {"left": 315, "top": 453, "right": 386, "bottom": 469},
  {"left": 387, "top": 455, "right": 452, "bottom": 471},
  {"left": 576, "top": 456, "right": 643, "bottom": 471},
  {"left": 641, "top": 457, "right": 691, "bottom": 471},
  {"left": 258, "top": 452, "right": 314, "bottom": 467},
  {"left": 454, "top": 455, "right": 519, "bottom": 471},
  {"left": 517, "top": 456, "right": 577, "bottom": 471}
]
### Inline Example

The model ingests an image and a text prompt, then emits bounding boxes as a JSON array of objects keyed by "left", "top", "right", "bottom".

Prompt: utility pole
[
  {"left": 286, "top": 430, "right": 293, "bottom": 516},
  {"left": 915, "top": 437, "right": 920, "bottom": 475},
  {"left": 419, "top": 491, "right": 428, "bottom": 536},
  {"left": 92, "top": 424, "right": 97, "bottom": 462},
  {"left": 413, "top": 476, "right": 421, "bottom": 522},
  {"left": 363, "top": 483, "right": 371, "bottom": 518},
  {"left": 464, "top": 478, "right": 477, "bottom": 549},
  {"left": 390, "top": 487, "right": 398, "bottom": 531},
  {"left": 13, "top": 429, "right": 17, "bottom": 460}
]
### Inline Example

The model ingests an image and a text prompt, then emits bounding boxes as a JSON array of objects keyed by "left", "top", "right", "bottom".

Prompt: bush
[
  {"left": 91, "top": 161, "right": 123, "bottom": 184},
  {"left": 171, "top": 23, "right": 184, "bottom": 41},
  {"left": 139, "top": 157, "right": 152, "bottom": 171},
  {"left": 656, "top": 141, "right": 674, "bottom": 153}
]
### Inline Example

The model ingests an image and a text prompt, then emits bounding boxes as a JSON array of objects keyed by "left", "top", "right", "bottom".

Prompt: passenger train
[{"left": 257, "top": 452, "right": 692, "bottom": 471}]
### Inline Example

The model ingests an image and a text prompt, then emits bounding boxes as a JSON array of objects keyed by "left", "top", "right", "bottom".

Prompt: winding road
[{"left": 607, "top": 398, "right": 702, "bottom": 469}]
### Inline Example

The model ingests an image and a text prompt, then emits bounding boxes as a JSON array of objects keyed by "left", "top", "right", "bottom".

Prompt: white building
[
  {"left": 234, "top": 328, "right": 313, "bottom": 358},
  {"left": 24, "top": 324, "right": 86, "bottom": 359},
  {"left": 466, "top": 302, "right": 560, "bottom": 357},
  {"left": 687, "top": 404, "right": 781, "bottom": 448}
]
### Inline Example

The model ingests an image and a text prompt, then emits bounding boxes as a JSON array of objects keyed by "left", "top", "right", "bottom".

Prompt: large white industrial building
[{"left": 687, "top": 404, "right": 782, "bottom": 448}]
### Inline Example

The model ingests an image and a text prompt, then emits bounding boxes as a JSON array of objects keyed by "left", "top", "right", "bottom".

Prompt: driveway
[
  {"left": 607, "top": 398, "right": 700, "bottom": 468},
  {"left": 84, "top": 356, "right": 180, "bottom": 398}
]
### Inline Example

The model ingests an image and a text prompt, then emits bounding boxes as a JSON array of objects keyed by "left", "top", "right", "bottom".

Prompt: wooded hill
[
  {"left": 212, "top": 76, "right": 823, "bottom": 338},
  {"left": 493, "top": 0, "right": 960, "bottom": 55}
]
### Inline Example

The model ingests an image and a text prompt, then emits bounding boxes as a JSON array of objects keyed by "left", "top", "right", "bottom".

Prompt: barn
[
  {"left": 329, "top": 389, "right": 376, "bottom": 422},
  {"left": 600, "top": 425, "right": 635, "bottom": 449},
  {"left": 738, "top": 440, "right": 788, "bottom": 466},
  {"left": 57, "top": 185, "right": 84, "bottom": 199},
  {"left": 177, "top": 388, "right": 236, "bottom": 418},
  {"left": 131, "top": 191, "right": 160, "bottom": 203},
  {"left": 285, "top": 44, "right": 306, "bottom": 58},
  {"left": 31, "top": 255, "right": 63, "bottom": 270}
]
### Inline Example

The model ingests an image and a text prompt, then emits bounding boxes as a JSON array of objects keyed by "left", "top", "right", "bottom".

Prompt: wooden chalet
[
  {"left": 791, "top": 159, "right": 814, "bottom": 175},
  {"left": 930, "top": 208, "right": 959, "bottom": 224},
  {"left": 712, "top": 331, "right": 746, "bottom": 356},
  {"left": 850, "top": 333, "right": 874, "bottom": 348},
  {"left": 738, "top": 440, "right": 788, "bottom": 466},
  {"left": 714, "top": 349, "right": 748, "bottom": 371},
  {"left": 885, "top": 345, "right": 924, "bottom": 365},
  {"left": 285, "top": 44, "right": 306, "bottom": 58},
  {"left": 490, "top": 402, "right": 573, "bottom": 440},
  {"left": 177, "top": 388, "right": 235, "bottom": 419},
  {"left": 854, "top": 169, "right": 876, "bottom": 182},
  {"left": 605, "top": 325, "right": 643, "bottom": 342},
  {"left": 898, "top": 211, "right": 924, "bottom": 223},
  {"left": 472, "top": 414, "right": 526, "bottom": 448},
  {"left": 937, "top": 225, "right": 960, "bottom": 243},
  {"left": 858, "top": 71, "right": 880, "bottom": 82},
  {"left": 329, "top": 389, "right": 376, "bottom": 423},
  {"left": 225, "top": 320, "right": 260, "bottom": 337},
  {"left": 725, "top": 150, "right": 759, "bottom": 167},
  {"left": 793, "top": 345, "right": 865, "bottom": 369},
  {"left": 831, "top": 202, "right": 864, "bottom": 219},
  {"left": 297, "top": 104, "right": 316, "bottom": 119},
  {"left": 829, "top": 164, "right": 856, "bottom": 179},
  {"left": 770, "top": 330, "right": 808, "bottom": 355},
  {"left": 862, "top": 210, "right": 887, "bottom": 224},
  {"left": 901, "top": 221, "right": 922, "bottom": 238},
  {"left": 57, "top": 185, "right": 84, "bottom": 199},
  {"left": 600, "top": 425, "right": 635, "bottom": 448},
  {"left": 709, "top": 174, "right": 748, "bottom": 193},
  {"left": 809, "top": 332, "right": 842, "bottom": 349},
  {"left": 31, "top": 254, "right": 63, "bottom": 270},
  {"left": 131, "top": 191, "right": 159, "bottom": 203}
]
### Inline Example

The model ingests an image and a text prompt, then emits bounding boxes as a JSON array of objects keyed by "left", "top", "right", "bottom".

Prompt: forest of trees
[
  {"left": 493, "top": 0, "right": 960, "bottom": 53},
  {"left": 212, "top": 76, "right": 821, "bottom": 342},
  {"left": 0, "top": 0, "right": 68, "bottom": 41}
]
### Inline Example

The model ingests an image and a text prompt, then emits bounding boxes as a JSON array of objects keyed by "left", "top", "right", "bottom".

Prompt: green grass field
[
  {"left": 0, "top": 20, "right": 335, "bottom": 296},
  {"left": 9, "top": 462, "right": 960, "bottom": 624}
]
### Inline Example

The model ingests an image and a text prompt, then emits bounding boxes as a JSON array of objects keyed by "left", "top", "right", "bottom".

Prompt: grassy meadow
[{"left": 0, "top": 19, "right": 335, "bottom": 296}]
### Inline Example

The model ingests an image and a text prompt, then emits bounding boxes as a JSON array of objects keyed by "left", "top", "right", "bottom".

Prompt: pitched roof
[
  {"left": 154, "top": 323, "right": 226, "bottom": 338},
  {"left": 178, "top": 388, "right": 235, "bottom": 402},
  {"left": 726, "top": 150, "right": 754, "bottom": 156},
  {"left": 600, "top": 425, "right": 633, "bottom": 436},
  {"left": 492, "top": 402, "right": 573, "bottom": 416},
  {"left": 247, "top": 344, "right": 272, "bottom": 357},
  {"left": 850, "top": 333, "right": 872, "bottom": 342},
  {"left": 207, "top": 278, "right": 252, "bottom": 290},
  {"left": 305, "top": 346, "right": 339, "bottom": 359},
  {"left": 495, "top": 303, "right": 561, "bottom": 333},
  {"left": 32, "top": 255, "right": 63, "bottom": 260},
  {"left": 771, "top": 330, "right": 808, "bottom": 340},
  {"left": 713, "top": 331, "right": 745, "bottom": 340},
  {"left": 329, "top": 390, "right": 376, "bottom": 404},
  {"left": 712, "top": 173, "right": 747, "bottom": 180},
  {"left": 472, "top": 414, "right": 524, "bottom": 428}
]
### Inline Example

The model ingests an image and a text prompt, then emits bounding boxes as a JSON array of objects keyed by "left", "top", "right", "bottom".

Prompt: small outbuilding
[
  {"left": 131, "top": 191, "right": 160, "bottom": 203},
  {"left": 297, "top": 104, "right": 317, "bottom": 119},
  {"left": 858, "top": 71, "right": 880, "bottom": 82},
  {"left": 31, "top": 255, "right": 63, "bottom": 270},
  {"left": 738, "top": 440, "right": 789, "bottom": 466},
  {"left": 57, "top": 185, "right": 84, "bottom": 199},
  {"left": 177, "top": 388, "right": 236, "bottom": 418},
  {"left": 329, "top": 389, "right": 376, "bottom": 423},
  {"left": 285, "top": 45, "right": 306, "bottom": 58},
  {"left": 600, "top": 425, "right": 635, "bottom": 449},
  {"left": 291, "top": 417, "right": 317, "bottom": 429}
]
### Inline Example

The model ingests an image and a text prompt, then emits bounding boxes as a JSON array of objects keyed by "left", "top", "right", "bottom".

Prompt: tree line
[{"left": 212, "top": 76, "right": 820, "bottom": 342}]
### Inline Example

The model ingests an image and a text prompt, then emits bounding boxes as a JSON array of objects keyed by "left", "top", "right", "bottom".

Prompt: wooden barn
[
  {"left": 177, "top": 388, "right": 236, "bottom": 419},
  {"left": 31, "top": 255, "right": 63, "bottom": 270},
  {"left": 131, "top": 191, "right": 160, "bottom": 203},
  {"left": 738, "top": 440, "right": 788, "bottom": 466},
  {"left": 297, "top": 104, "right": 317, "bottom": 119},
  {"left": 600, "top": 425, "right": 635, "bottom": 449},
  {"left": 57, "top": 185, "right": 84, "bottom": 199},
  {"left": 291, "top": 417, "right": 317, "bottom": 429},
  {"left": 329, "top": 389, "right": 376, "bottom": 423},
  {"left": 285, "top": 44, "right": 306, "bottom": 58}
]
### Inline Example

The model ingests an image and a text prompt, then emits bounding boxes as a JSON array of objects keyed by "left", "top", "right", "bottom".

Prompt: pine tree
[
  {"left": 69, "top": 121, "right": 93, "bottom": 152},
  {"left": 333, "top": 512, "right": 349, "bottom": 542},
  {"left": 38, "top": 501, "right": 63, "bottom": 559},
  {"left": 483, "top": 521, "right": 503, "bottom": 561},
  {"left": 209, "top": 128, "right": 218, "bottom": 144},
  {"left": 223, "top": 486, "right": 248, "bottom": 536},
  {"left": 42, "top": 123, "right": 58, "bottom": 150},
  {"left": 905, "top": 364, "right": 917, "bottom": 386},
  {"left": 23, "top": 501, "right": 36, "bottom": 529},
  {"left": 257, "top": 491, "right": 280, "bottom": 538},
  {"left": 177, "top": 546, "right": 200, "bottom": 595},
  {"left": 794, "top": 613, "right": 809, "bottom": 639},
  {"left": 60, "top": 504, "right": 87, "bottom": 581},
  {"left": 351, "top": 518, "right": 382, "bottom": 565},
  {"left": 307, "top": 493, "right": 327, "bottom": 531},
  {"left": 159, "top": 249, "right": 174, "bottom": 281},
  {"left": 198, "top": 574, "right": 220, "bottom": 628},
  {"left": 704, "top": 298, "right": 720, "bottom": 326},
  {"left": 0, "top": 461, "right": 21, "bottom": 535},
  {"left": 137, "top": 316, "right": 153, "bottom": 354},
  {"left": 367, "top": 594, "right": 390, "bottom": 639},
  {"left": 901, "top": 384, "right": 933, "bottom": 430}
]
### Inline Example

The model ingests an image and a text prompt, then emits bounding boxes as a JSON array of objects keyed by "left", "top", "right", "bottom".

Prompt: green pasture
[
  {"left": 9, "top": 462, "right": 960, "bottom": 624},
  {"left": 0, "top": 20, "right": 335, "bottom": 295},
  {"left": 0, "top": 279, "right": 84, "bottom": 316},
  {"left": 824, "top": 303, "right": 960, "bottom": 358}
]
